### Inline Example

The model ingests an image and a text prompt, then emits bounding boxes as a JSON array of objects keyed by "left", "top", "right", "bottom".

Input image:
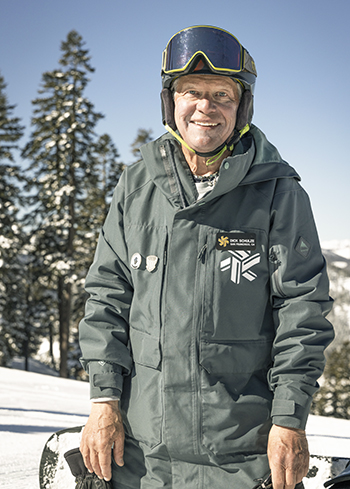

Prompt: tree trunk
[
  {"left": 58, "top": 276, "right": 71, "bottom": 378},
  {"left": 49, "top": 322, "right": 55, "bottom": 369},
  {"left": 23, "top": 337, "right": 29, "bottom": 371}
]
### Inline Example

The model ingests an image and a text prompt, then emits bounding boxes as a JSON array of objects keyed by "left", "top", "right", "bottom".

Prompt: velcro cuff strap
[
  {"left": 93, "top": 373, "right": 123, "bottom": 392},
  {"left": 271, "top": 399, "right": 296, "bottom": 416}
]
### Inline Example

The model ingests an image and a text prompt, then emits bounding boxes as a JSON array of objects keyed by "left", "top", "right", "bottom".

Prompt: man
[{"left": 79, "top": 26, "right": 334, "bottom": 489}]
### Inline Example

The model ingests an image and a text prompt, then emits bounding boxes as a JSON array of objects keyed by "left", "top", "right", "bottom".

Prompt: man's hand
[
  {"left": 80, "top": 400, "right": 125, "bottom": 482},
  {"left": 267, "top": 424, "right": 309, "bottom": 489}
]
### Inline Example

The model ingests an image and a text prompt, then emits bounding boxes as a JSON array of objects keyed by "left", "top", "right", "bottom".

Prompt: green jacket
[{"left": 79, "top": 126, "right": 333, "bottom": 485}]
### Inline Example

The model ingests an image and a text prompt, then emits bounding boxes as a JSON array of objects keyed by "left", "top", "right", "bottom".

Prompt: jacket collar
[{"left": 140, "top": 126, "right": 300, "bottom": 208}]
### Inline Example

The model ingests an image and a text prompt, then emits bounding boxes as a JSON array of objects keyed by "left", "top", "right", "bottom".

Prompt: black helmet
[{"left": 160, "top": 26, "right": 257, "bottom": 163}]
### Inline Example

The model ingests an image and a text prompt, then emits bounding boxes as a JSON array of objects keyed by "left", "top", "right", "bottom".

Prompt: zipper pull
[
  {"left": 269, "top": 251, "right": 280, "bottom": 266},
  {"left": 197, "top": 244, "right": 207, "bottom": 263}
]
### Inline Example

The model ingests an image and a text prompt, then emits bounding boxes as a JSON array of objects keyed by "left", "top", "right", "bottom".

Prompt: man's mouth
[{"left": 192, "top": 121, "right": 219, "bottom": 127}]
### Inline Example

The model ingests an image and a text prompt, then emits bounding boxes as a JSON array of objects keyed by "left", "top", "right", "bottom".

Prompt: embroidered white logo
[{"left": 220, "top": 250, "right": 261, "bottom": 284}]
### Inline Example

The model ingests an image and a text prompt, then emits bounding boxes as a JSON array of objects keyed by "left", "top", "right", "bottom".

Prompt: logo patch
[
  {"left": 216, "top": 232, "right": 256, "bottom": 251},
  {"left": 295, "top": 236, "right": 311, "bottom": 258},
  {"left": 220, "top": 250, "right": 260, "bottom": 284}
]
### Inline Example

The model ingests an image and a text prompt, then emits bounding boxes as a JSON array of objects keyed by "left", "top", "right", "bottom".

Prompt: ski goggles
[{"left": 162, "top": 25, "right": 257, "bottom": 76}]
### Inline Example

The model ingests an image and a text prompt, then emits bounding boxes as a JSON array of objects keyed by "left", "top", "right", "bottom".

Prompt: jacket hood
[{"left": 240, "top": 125, "right": 301, "bottom": 185}]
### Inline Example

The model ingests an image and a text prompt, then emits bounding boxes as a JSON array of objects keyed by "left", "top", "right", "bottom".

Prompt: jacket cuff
[
  {"left": 271, "top": 398, "right": 312, "bottom": 430},
  {"left": 85, "top": 361, "right": 124, "bottom": 400}
]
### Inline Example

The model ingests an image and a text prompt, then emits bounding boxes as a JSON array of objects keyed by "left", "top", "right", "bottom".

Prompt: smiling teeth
[{"left": 193, "top": 121, "right": 218, "bottom": 127}]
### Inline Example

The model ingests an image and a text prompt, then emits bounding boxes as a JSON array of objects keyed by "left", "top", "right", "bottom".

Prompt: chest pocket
[
  {"left": 125, "top": 223, "right": 167, "bottom": 366},
  {"left": 198, "top": 227, "right": 271, "bottom": 341},
  {"left": 122, "top": 224, "right": 167, "bottom": 449}
]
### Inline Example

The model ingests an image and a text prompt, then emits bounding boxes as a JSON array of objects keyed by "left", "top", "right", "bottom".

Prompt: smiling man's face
[{"left": 173, "top": 74, "right": 241, "bottom": 154}]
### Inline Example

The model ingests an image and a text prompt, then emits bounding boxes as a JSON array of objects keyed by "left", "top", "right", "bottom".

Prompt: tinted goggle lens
[{"left": 163, "top": 26, "right": 243, "bottom": 73}]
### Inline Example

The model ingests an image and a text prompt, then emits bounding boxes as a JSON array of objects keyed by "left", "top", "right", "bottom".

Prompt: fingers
[
  {"left": 271, "top": 466, "right": 305, "bottom": 489},
  {"left": 269, "top": 454, "right": 309, "bottom": 488},
  {"left": 113, "top": 428, "right": 125, "bottom": 467},
  {"left": 80, "top": 429, "right": 114, "bottom": 481},
  {"left": 96, "top": 449, "right": 114, "bottom": 481},
  {"left": 80, "top": 401, "right": 125, "bottom": 481},
  {"left": 268, "top": 424, "right": 309, "bottom": 489}
]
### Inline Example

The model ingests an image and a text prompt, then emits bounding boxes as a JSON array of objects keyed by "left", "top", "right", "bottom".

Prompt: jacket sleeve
[
  {"left": 267, "top": 177, "right": 334, "bottom": 430},
  {"left": 79, "top": 174, "right": 134, "bottom": 400}
]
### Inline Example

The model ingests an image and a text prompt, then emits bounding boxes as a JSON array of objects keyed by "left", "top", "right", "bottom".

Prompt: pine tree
[
  {"left": 75, "top": 132, "right": 124, "bottom": 292},
  {"left": 82, "top": 133, "right": 124, "bottom": 229},
  {"left": 130, "top": 128, "right": 153, "bottom": 160},
  {"left": 22, "top": 31, "right": 105, "bottom": 377},
  {"left": 0, "top": 72, "right": 26, "bottom": 366},
  {"left": 69, "top": 133, "right": 124, "bottom": 377},
  {"left": 75, "top": 133, "right": 124, "bottom": 298},
  {"left": 311, "top": 341, "right": 350, "bottom": 419}
]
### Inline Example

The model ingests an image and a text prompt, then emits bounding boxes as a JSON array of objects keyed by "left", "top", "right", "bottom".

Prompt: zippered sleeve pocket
[{"left": 269, "top": 245, "right": 286, "bottom": 299}]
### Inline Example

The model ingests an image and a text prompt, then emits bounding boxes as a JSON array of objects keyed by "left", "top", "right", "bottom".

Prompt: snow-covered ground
[
  {"left": 1, "top": 364, "right": 349, "bottom": 489},
  {"left": 0, "top": 365, "right": 90, "bottom": 489}
]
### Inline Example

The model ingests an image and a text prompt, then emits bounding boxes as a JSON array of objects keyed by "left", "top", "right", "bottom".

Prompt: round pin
[{"left": 130, "top": 252, "right": 142, "bottom": 270}]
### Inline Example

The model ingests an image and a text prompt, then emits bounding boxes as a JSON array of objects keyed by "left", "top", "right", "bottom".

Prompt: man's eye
[{"left": 217, "top": 91, "right": 228, "bottom": 97}]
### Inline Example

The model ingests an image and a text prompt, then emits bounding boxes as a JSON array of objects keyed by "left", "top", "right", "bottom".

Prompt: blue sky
[{"left": 0, "top": 0, "right": 349, "bottom": 242}]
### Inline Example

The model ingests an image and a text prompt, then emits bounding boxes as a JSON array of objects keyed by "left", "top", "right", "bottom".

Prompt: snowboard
[
  {"left": 304, "top": 456, "right": 350, "bottom": 489},
  {"left": 39, "top": 425, "right": 349, "bottom": 489},
  {"left": 39, "top": 425, "right": 84, "bottom": 489}
]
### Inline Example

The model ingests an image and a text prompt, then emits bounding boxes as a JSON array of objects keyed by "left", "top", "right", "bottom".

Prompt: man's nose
[{"left": 196, "top": 94, "right": 216, "bottom": 112}]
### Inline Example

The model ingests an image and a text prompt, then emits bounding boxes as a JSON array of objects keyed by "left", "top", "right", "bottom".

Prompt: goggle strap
[{"left": 243, "top": 50, "right": 257, "bottom": 76}]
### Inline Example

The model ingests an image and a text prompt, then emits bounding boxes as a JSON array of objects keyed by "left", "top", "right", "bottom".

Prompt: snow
[
  {"left": 1, "top": 364, "right": 350, "bottom": 488},
  {"left": 306, "top": 415, "right": 350, "bottom": 458},
  {"left": 0, "top": 365, "right": 89, "bottom": 489}
]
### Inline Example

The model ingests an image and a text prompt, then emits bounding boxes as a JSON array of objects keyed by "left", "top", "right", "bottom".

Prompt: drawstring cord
[{"left": 165, "top": 123, "right": 250, "bottom": 166}]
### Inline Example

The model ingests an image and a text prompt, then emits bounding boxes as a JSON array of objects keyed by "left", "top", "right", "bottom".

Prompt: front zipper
[
  {"left": 192, "top": 237, "right": 208, "bottom": 455},
  {"left": 159, "top": 232, "right": 169, "bottom": 330},
  {"left": 269, "top": 250, "right": 286, "bottom": 297}
]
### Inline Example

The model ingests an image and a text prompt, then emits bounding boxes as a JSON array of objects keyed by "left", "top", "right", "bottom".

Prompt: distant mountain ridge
[{"left": 322, "top": 239, "right": 350, "bottom": 264}]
